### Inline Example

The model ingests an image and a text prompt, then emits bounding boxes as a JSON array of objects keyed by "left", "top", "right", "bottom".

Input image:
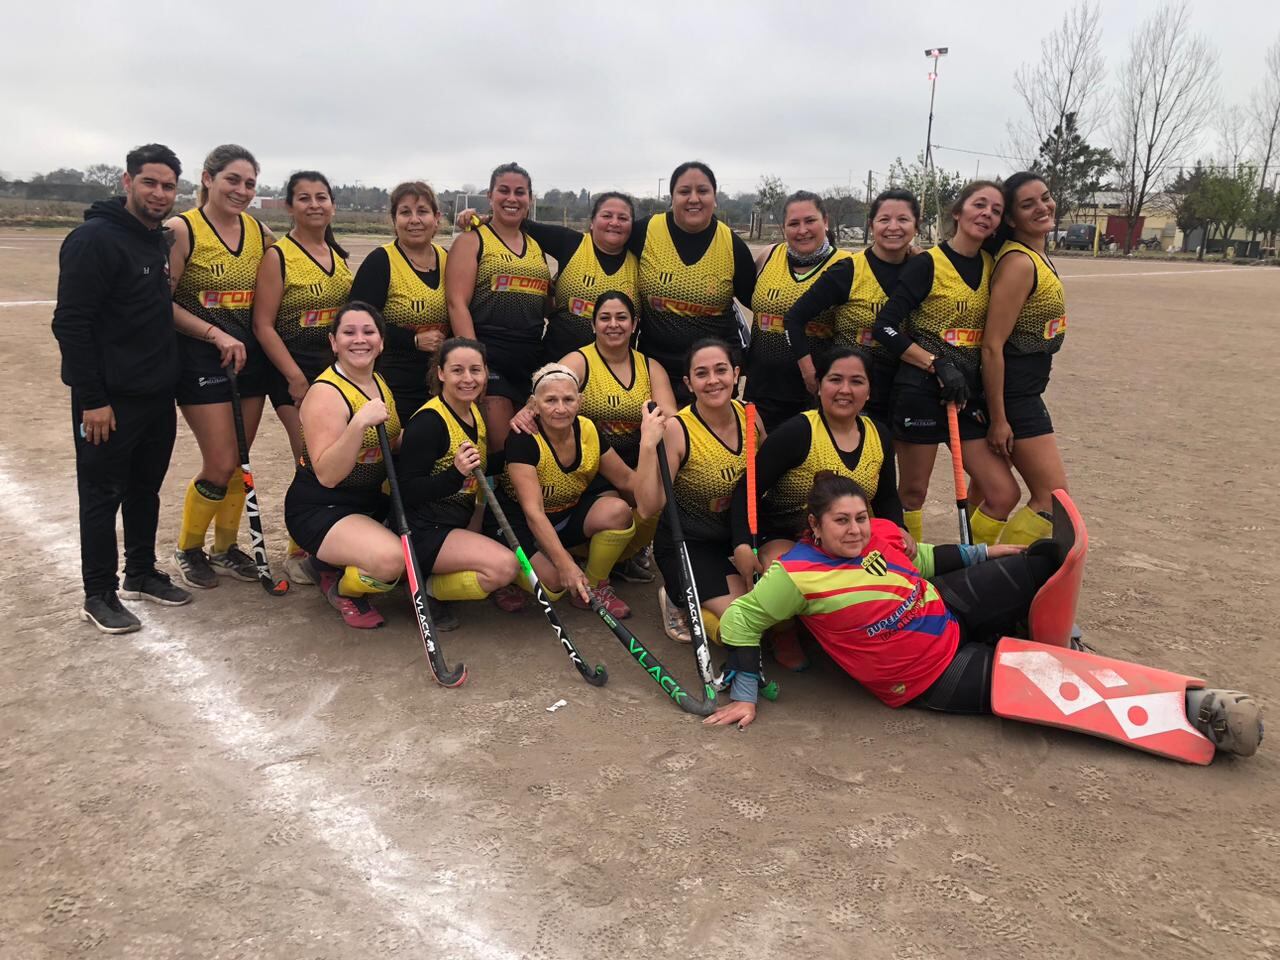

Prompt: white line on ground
[
  {"left": 1059, "top": 267, "right": 1245, "bottom": 279},
  {"left": 0, "top": 300, "right": 55, "bottom": 307},
  {"left": 0, "top": 459, "right": 520, "bottom": 960}
]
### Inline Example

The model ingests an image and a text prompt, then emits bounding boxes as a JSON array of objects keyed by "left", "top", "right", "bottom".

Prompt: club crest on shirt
[{"left": 862, "top": 550, "right": 888, "bottom": 577}]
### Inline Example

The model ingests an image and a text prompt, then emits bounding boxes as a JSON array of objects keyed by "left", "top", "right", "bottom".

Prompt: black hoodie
[{"left": 51, "top": 197, "right": 179, "bottom": 409}]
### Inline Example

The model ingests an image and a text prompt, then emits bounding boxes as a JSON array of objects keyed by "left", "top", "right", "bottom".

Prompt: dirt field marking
[
  {"left": 0, "top": 458, "right": 521, "bottom": 960},
  {"left": 1059, "top": 267, "right": 1245, "bottom": 279},
  {"left": 0, "top": 299, "right": 56, "bottom": 307}
]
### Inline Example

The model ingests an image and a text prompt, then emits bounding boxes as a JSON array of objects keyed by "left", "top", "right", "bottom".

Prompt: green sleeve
[
  {"left": 720, "top": 562, "right": 808, "bottom": 649},
  {"left": 913, "top": 542, "right": 936, "bottom": 579}
]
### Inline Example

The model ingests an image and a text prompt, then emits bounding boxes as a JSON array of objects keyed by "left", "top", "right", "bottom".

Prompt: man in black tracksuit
[{"left": 51, "top": 143, "right": 193, "bottom": 633}]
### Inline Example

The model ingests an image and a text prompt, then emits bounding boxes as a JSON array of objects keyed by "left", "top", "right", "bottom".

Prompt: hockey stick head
[{"left": 262, "top": 577, "right": 290, "bottom": 596}]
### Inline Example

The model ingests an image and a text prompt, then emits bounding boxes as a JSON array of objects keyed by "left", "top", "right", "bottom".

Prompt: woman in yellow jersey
[
  {"left": 871, "top": 182, "right": 1021, "bottom": 547},
  {"left": 396, "top": 338, "right": 519, "bottom": 632},
  {"left": 166, "top": 144, "right": 275, "bottom": 590},
  {"left": 283, "top": 303, "right": 402, "bottom": 630},
  {"left": 350, "top": 180, "right": 450, "bottom": 418},
  {"left": 982, "top": 173, "right": 1070, "bottom": 546},
  {"left": 252, "top": 170, "right": 352, "bottom": 461},
  {"left": 785, "top": 189, "right": 921, "bottom": 421},
  {"left": 730, "top": 347, "right": 902, "bottom": 669},
  {"left": 491, "top": 363, "right": 665, "bottom": 619},
  {"left": 633, "top": 338, "right": 767, "bottom": 644},
  {"left": 446, "top": 162, "right": 552, "bottom": 457},
  {"left": 743, "top": 190, "right": 843, "bottom": 429},
  {"left": 633, "top": 162, "right": 757, "bottom": 403}
]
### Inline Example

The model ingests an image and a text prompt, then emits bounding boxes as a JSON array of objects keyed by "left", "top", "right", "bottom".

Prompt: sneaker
[
  {"left": 576, "top": 579, "right": 631, "bottom": 618},
  {"left": 80, "top": 592, "right": 142, "bottom": 634},
  {"left": 1188, "top": 688, "right": 1263, "bottom": 758},
  {"left": 284, "top": 551, "right": 317, "bottom": 586},
  {"left": 658, "top": 586, "right": 691, "bottom": 643},
  {"left": 173, "top": 547, "right": 218, "bottom": 589},
  {"left": 491, "top": 583, "right": 528, "bottom": 613},
  {"left": 208, "top": 544, "right": 258, "bottom": 582},
  {"left": 319, "top": 569, "right": 384, "bottom": 629},
  {"left": 428, "top": 596, "right": 460, "bottom": 632},
  {"left": 768, "top": 624, "right": 809, "bottom": 672},
  {"left": 613, "top": 556, "right": 655, "bottom": 584},
  {"left": 635, "top": 545, "right": 653, "bottom": 571},
  {"left": 121, "top": 570, "right": 193, "bottom": 607}
]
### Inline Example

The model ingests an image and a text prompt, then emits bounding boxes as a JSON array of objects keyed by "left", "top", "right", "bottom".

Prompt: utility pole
[
  {"left": 923, "top": 46, "right": 949, "bottom": 241},
  {"left": 864, "top": 170, "right": 873, "bottom": 242}
]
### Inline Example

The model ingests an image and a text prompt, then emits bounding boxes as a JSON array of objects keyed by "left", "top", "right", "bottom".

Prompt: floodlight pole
[{"left": 923, "top": 46, "right": 949, "bottom": 240}]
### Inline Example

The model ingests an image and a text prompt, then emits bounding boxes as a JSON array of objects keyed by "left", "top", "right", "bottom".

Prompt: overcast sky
[{"left": 5, "top": 0, "right": 1276, "bottom": 196}]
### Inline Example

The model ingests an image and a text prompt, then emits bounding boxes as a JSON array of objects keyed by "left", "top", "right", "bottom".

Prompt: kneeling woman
[
  {"left": 396, "top": 338, "right": 519, "bottom": 630},
  {"left": 495, "top": 363, "right": 664, "bottom": 618},
  {"left": 284, "top": 303, "right": 403, "bottom": 629}
]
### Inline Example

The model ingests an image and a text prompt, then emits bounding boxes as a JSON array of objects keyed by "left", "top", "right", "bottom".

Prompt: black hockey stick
[
  {"left": 472, "top": 466, "right": 607, "bottom": 686},
  {"left": 225, "top": 365, "right": 288, "bottom": 596},
  {"left": 379, "top": 425, "right": 467, "bottom": 687}
]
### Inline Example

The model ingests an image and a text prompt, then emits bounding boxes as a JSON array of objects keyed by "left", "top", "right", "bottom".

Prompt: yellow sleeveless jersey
[
  {"left": 299, "top": 365, "right": 400, "bottom": 492},
  {"left": 765, "top": 411, "right": 886, "bottom": 535},
  {"left": 502, "top": 416, "right": 601, "bottom": 514},
  {"left": 833, "top": 249, "right": 894, "bottom": 360},
  {"left": 577, "top": 343, "right": 652, "bottom": 467},
  {"left": 547, "top": 234, "right": 639, "bottom": 354},
  {"left": 275, "top": 235, "right": 353, "bottom": 361},
  {"left": 382, "top": 241, "right": 450, "bottom": 338},
  {"left": 411, "top": 395, "right": 486, "bottom": 527},
  {"left": 908, "top": 245, "right": 992, "bottom": 373},
  {"left": 750, "top": 243, "right": 840, "bottom": 367},
  {"left": 638, "top": 216, "right": 737, "bottom": 364},
  {"left": 469, "top": 223, "right": 550, "bottom": 352},
  {"left": 995, "top": 240, "right": 1066, "bottom": 356},
  {"left": 667, "top": 400, "right": 746, "bottom": 543},
  {"left": 172, "top": 208, "right": 267, "bottom": 337}
]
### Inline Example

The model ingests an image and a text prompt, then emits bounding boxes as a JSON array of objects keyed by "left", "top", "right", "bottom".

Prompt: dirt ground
[{"left": 2, "top": 227, "right": 1277, "bottom": 960}]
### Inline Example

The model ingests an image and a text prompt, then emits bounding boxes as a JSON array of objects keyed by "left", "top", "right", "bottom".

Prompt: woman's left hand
[
  {"left": 639, "top": 403, "right": 666, "bottom": 449},
  {"left": 509, "top": 405, "right": 538, "bottom": 435},
  {"left": 987, "top": 544, "right": 1027, "bottom": 559},
  {"left": 415, "top": 328, "right": 445, "bottom": 353},
  {"left": 703, "top": 700, "right": 757, "bottom": 730}
]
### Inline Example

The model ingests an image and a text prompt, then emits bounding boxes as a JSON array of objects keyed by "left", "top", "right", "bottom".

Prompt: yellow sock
[
  {"left": 997, "top": 505, "right": 1054, "bottom": 546},
  {"left": 338, "top": 566, "right": 397, "bottom": 597},
  {"left": 969, "top": 507, "right": 1007, "bottom": 547},
  {"left": 619, "top": 512, "right": 659, "bottom": 562},
  {"left": 701, "top": 608, "right": 722, "bottom": 646},
  {"left": 287, "top": 535, "right": 303, "bottom": 557},
  {"left": 212, "top": 469, "right": 246, "bottom": 553},
  {"left": 903, "top": 509, "right": 923, "bottom": 545},
  {"left": 584, "top": 520, "right": 636, "bottom": 584},
  {"left": 178, "top": 478, "right": 223, "bottom": 551},
  {"left": 515, "top": 563, "right": 565, "bottom": 601},
  {"left": 427, "top": 570, "right": 489, "bottom": 601}
]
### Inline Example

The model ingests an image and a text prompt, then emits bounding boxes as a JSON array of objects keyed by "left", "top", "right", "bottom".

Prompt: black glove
[{"left": 933, "top": 359, "right": 970, "bottom": 406}]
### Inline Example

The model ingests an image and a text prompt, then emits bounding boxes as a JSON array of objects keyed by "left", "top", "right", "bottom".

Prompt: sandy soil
[{"left": 1, "top": 227, "right": 1277, "bottom": 959}]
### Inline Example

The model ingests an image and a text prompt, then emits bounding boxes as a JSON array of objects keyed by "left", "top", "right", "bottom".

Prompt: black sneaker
[
  {"left": 613, "top": 556, "right": 655, "bottom": 584},
  {"left": 428, "top": 596, "right": 460, "bottom": 632},
  {"left": 80, "top": 593, "right": 142, "bottom": 634},
  {"left": 209, "top": 544, "right": 259, "bottom": 582},
  {"left": 121, "top": 570, "right": 194, "bottom": 606},
  {"left": 173, "top": 547, "right": 218, "bottom": 589}
]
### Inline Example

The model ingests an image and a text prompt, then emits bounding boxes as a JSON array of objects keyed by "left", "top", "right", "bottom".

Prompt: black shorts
[
  {"left": 863, "top": 355, "right": 899, "bottom": 422},
  {"left": 483, "top": 347, "right": 540, "bottom": 406},
  {"left": 269, "top": 353, "right": 331, "bottom": 409},
  {"left": 283, "top": 478, "right": 387, "bottom": 557},
  {"left": 1002, "top": 353, "right": 1055, "bottom": 440},
  {"left": 652, "top": 533, "right": 737, "bottom": 604},
  {"left": 175, "top": 337, "right": 269, "bottom": 406},
  {"left": 406, "top": 520, "right": 461, "bottom": 572},
  {"left": 890, "top": 364, "right": 988, "bottom": 445},
  {"left": 483, "top": 486, "right": 603, "bottom": 557}
]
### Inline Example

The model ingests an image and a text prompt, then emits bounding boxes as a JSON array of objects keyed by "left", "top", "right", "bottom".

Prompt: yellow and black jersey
[
  {"left": 995, "top": 240, "right": 1066, "bottom": 356},
  {"left": 470, "top": 223, "right": 551, "bottom": 356},
  {"left": 834, "top": 250, "right": 894, "bottom": 359},
  {"left": 298, "top": 365, "right": 400, "bottom": 492},
  {"left": 400, "top": 395, "right": 486, "bottom": 528},
  {"left": 750, "top": 243, "right": 841, "bottom": 364},
  {"left": 907, "top": 245, "right": 992, "bottom": 373},
  {"left": 546, "top": 234, "right": 639, "bottom": 359},
  {"left": 637, "top": 216, "right": 738, "bottom": 374},
  {"left": 274, "top": 235, "right": 353, "bottom": 363},
  {"left": 665, "top": 400, "right": 746, "bottom": 543},
  {"left": 501, "top": 416, "right": 607, "bottom": 515},
  {"left": 576, "top": 343, "right": 652, "bottom": 468},
  {"left": 172, "top": 208, "right": 267, "bottom": 338},
  {"left": 383, "top": 241, "right": 450, "bottom": 339}
]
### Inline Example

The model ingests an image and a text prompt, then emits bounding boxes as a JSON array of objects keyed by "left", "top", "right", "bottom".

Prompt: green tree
[
  {"left": 888, "top": 154, "right": 963, "bottom": 239},
  {"left": 1032, "top": 112, "right": 1113, "bottom": 230},
  {"left": 753, "top": 174, "right": 788, "bottom": 239}
]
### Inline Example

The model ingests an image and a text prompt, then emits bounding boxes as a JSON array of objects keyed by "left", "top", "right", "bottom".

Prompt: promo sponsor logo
[
  {"left": 806, "top": 321, "right": 833, "bottom": 339},
  {"left": 1044, "top": 315, "right": 1067, "bottom": 338},
  {"left": 355, "top": 447, "right": 383, "bottom": 464},
  {"left": 647, "top": 295, "right": 721, "bottom": 317},
  {"left": 708, "top": 494, "right": 732, "bottom": 513},
  {"left": 601, "top": 420, "right": 637, "bottom": 435},
  {"left": 200, "top": 289, "right": 255, "bottom": 309},
  {"left": 941, "top": 327, "right": 983, "bottom": 347},
  {"left": 569, "top": 296, "right": 594, "bottom": 318},
  {"left": 300, "top": 307, "right": 339, "bottom": 328},
  {"left": 756, "top": 313, "right": 784, "bottom": 332},
  {"left": 492, "top": 275, "right": 550, "bottom": 295},
  {"left": 857, "top": 328, "right": 876, "bottom": 346}
]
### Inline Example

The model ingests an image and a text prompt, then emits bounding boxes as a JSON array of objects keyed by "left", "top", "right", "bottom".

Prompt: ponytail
[{"left": 324, "top": 224, "right": 348, "bottom": 260}]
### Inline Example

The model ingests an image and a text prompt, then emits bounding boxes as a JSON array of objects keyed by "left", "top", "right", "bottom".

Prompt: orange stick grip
[
  {"left": 744, "top": 402, "right": 758, "bottom": 537},
  {"left": 947, "top": 402, "right": 968, "bottom": 501}
]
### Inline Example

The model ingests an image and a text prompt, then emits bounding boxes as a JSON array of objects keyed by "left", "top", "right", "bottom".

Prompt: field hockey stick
[
  {"left": 946, "top": 402, "right": 973, "bottom": 546},
  {"left": 655, "top": 432, "right": 723, "bottom": 703},
  {"left": 225, "top": 365, "right": 288, "bottom": 596},
  {"left": 378, "top": 425, "right": 467, "bottom": 687},
  {"left": 742, "top": 402, "right": 779, "bottom": 702},
  {"left": 588, "top": 593, "right": 714, "bottom": 716},
  {"left": 471, "top": 466, "right": 608, "bottom": 687}
]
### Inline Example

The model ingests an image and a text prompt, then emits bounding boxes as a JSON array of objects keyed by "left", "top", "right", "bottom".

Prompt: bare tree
[
  {"left": 1008, "top": 2, "right": 1110, "bottom": 170},
  {"left": 1214, "top": 105, "right": 1250, "bottom": 171},
  {"left": 1110, "top": 2, "right": 1219, "bottom": 252},
  {"left": 1248, "top": 36, "right": 1280, "bottom": 251}
]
